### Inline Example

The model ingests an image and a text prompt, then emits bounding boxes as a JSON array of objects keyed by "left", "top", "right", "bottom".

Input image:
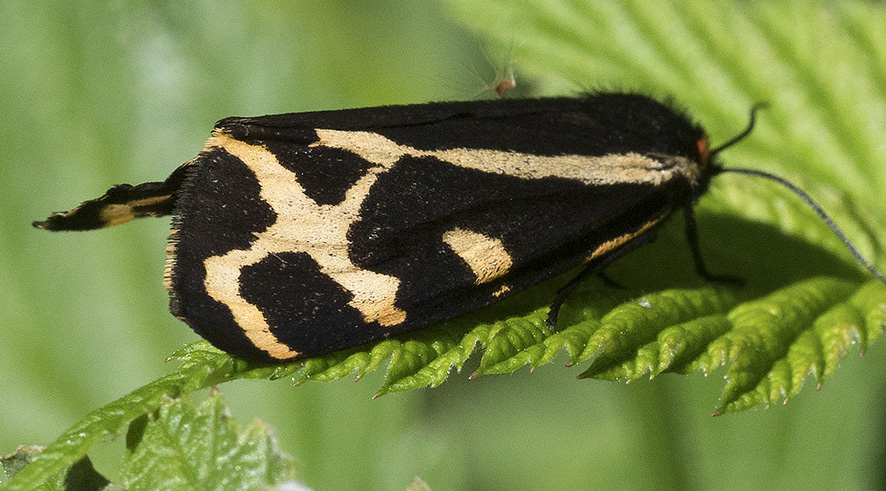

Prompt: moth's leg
[
  {"left": 546, "top": 257, "right": 606, "bottom": 330},
  {"left": 598, "top": 270, "right": 625, "bottom": 290},
  {"left": 683, "top": 206, "right": 744, "bottom": 286},
  {"left": 546, "top": 231, "right": 656, "bottom": 330},
  {"left": 547, "top": 206, "right": 743, "bottom": 332}
]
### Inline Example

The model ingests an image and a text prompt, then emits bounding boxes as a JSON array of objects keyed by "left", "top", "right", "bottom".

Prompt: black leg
[
  {"left": 683, "top": 206, "right": 744, "bottom": 286},
  {"left": 546, "top": 255, "right": 608, "bottom": 330},
  {"left": 547, "top": 208, "right": 742, "bottom": 333},
  {"left": 546, "top": 229, "right": 658, "bottom": 331},
  {"left": 598, "top": 269, "right": 626, "bottom": 290}
]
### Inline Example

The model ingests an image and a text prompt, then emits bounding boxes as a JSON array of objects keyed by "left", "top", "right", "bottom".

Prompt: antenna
[
  {"left": 710, "top": 102, "right": 768, "bottom": 157},
  {"left": 711, "top": 104, "right": 886, "bottom": 286}
]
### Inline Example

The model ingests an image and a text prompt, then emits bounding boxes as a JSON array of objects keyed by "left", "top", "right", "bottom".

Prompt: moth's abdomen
[{"left": 32, "top": 165, "right": 190, "bottom": 231}]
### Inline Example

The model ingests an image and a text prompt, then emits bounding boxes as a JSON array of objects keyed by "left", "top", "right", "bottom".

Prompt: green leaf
[
  {"left": 712, "top": 280, "right": 886, "bottom": 414},
  {"left": 292, "top": 278, "right": 564, "bottom": 395},
  {"left": 575, "top": 287, "right": 738, "bottom": 380},
  {"left": 4, "top": 389, "right": 299, "bottom": 491},
  {"left": 3, "top": 346, "right": 296, "bottom": 491},
  {"left": 1, "top": 446, "right": 42, "bottom": 487},
  {"left": 118, "top": 389, "right": 296, "bottom": 490},
  {"left": 1, "top": 446, "right": 109, "bottom": 491}
]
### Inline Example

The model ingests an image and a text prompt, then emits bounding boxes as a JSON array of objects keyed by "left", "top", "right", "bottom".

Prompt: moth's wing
[
  {"left": 170, "top": 96, "right": 703, "bottom": 361},
  {"left": 215, "top": 98, "right": 570, "bottom": 141},
  {"left": 346, "top": 155, "right": 682, "bottom": 337},
  {"left": 218, "top": 93, "right": 703, "bottom": 157}
]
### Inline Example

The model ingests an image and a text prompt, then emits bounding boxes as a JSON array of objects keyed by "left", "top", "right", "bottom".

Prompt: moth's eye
[{"left": 696, "top": 137, "right": 711, "bottom": 167}]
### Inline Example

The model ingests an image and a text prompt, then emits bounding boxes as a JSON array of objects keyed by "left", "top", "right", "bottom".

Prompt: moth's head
[
  {"left": 696, "top": 136, "right": 713, "bottom": 170},
  {"left": 683, "top": 134, "right": 718, "bottom": 196}
]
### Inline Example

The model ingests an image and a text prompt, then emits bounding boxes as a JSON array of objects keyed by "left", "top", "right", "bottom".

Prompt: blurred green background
[{"left": 3, "top": 1, "right": 886, "bottom": 489}]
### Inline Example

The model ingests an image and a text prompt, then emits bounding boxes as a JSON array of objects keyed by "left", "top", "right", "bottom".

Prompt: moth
[{"left": 34, "top": 92, "right": 886, "bottom": 362}]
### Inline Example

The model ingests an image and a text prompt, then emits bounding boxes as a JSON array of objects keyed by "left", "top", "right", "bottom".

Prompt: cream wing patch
[
  {"left": 98, "top": 195, "right": 172, "bottom": 227},
  {"left": 201, "top": 133, "right": 408, "bottom": 359},
  {"left": 313, "top": 129, "right": 700, "bottom": 186},
  {"left": 585, "top": 211, "right": 669, "bottom": 262},
  {"left": 442, "top": 228, "right": 513, "bottom": 284}
]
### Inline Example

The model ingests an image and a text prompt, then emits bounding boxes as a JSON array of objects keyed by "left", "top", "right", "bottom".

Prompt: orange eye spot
[{"left": 697, "top": 138, "right": 710, "bottom": 166}]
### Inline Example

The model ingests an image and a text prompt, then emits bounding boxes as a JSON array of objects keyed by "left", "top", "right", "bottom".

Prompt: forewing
[{"left": 170, "top": 96, "right": 700, "bottom": 360}]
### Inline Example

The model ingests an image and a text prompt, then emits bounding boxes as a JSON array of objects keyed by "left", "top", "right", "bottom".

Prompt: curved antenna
[
  {"left": 717, "top": 167, "right": 886, "bottom": 286},
  {"left": 710, "top": 102, "right": 769, "bottom": 157}
]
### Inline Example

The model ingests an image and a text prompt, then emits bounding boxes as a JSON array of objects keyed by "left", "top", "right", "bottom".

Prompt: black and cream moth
[{"left": 32, "top": 93, "right": 760, "bottom": 362}]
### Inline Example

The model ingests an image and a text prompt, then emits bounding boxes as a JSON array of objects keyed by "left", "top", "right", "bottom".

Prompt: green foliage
[
  {"left": 290, "top": 276, "right": 885, "bottom": 415},
  {"left": 3, "top": 385, "right": 298, "bottom": 490},
  {"left": 2, "top": 346, "right": 294, "bottom": 490},
  {"left": 1, "top": 447, "right": 109, "bottom": 491},
  {"left": 1, "top": 447, "right": 42, "bottom": 486},
  {"left": 8, "top": 275, "right": 885, "bottom": 487},
  {"left": 118, "top": 390, "right": 296, "bottom": 490},
  {"left": 5, "top": 0, "right": 886, "bottom": 489}
]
